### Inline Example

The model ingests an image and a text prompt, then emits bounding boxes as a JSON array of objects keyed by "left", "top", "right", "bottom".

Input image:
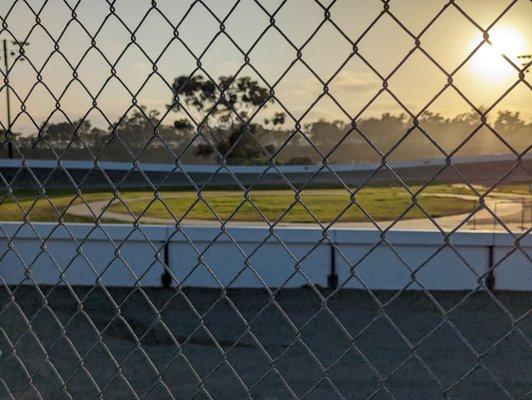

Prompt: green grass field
[
  {"left": 105, "top": 187, "right": 477, "bottom": 223},
  {"left": 1, "top": 183, "right": 528, "bottom": 224},
  {"left": 2, "top": 183, "right": 514, "bottom": 224}
]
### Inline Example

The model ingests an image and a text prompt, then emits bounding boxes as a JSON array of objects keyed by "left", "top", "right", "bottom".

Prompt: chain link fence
[{"left": 0, "top": 0, "right": 531, "bottom": 399}]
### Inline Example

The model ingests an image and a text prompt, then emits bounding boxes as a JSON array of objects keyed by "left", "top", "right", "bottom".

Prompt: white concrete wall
[{"left": 0, "top": 223, "right": 530, "bottom": 291}]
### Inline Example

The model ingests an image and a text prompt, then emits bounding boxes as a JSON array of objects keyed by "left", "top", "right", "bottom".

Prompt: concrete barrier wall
[
  {"left": 1, "top": 223, "right": 530, "bottom": 291},
  {"left": 2, "top": 154, "right": 530, "bottom": 189},
  {"left": 2, "top": 153, "right": 526, "bottom": 173}
]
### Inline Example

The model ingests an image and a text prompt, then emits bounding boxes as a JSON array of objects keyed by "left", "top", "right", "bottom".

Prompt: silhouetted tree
[
  {"left": 108, "top": 107, "right": 193, "bottom": 158},
  {"left": 14, "top": 106, "right": 530, "bottom": 164},
  {"left": 306, "top": 119, "right": 346, "bottom": 151},
  {"left": 40, "top": 119, "right": 92, "bottom": 147},
  {"left": 169, "top": 74, "right": 285, "bottom": 164},
  {"left": 493, "top": 110, "right": 530, "bottom": 151}
]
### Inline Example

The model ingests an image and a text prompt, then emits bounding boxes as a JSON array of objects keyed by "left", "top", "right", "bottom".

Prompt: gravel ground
[{"left": 0, "top": 286, "right": 530, "bottom": 400}]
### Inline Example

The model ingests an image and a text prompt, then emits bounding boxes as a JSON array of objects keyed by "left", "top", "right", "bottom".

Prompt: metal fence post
[
  {"left": 161, "top": 241, "right": 172, "bottom": 288},
  {"left": 328, "top": 243, "right": 338, "bottom": 290},
  {"left": 486, "top": 245, "right": 495, "bottom": 291}
]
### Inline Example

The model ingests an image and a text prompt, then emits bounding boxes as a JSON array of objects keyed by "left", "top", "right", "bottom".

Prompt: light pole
[
  {"left": 1, "top": 39, "right": 29, "bottom": 159},
  {"left": 517, "top": 54, "right": 531, "bottom": 73}
]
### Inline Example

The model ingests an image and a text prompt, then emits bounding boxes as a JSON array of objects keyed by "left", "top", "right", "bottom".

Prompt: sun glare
[{"left": 470, "top": 26, "right": 526, "bottom": 79}]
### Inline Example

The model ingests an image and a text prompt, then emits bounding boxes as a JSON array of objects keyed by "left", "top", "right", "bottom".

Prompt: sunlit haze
[
  {"left": 1, "top": 0, "right": 530, "bottom": 135},
  {"left": 471, "top": 26, "right": 527, "bottom": 79}
]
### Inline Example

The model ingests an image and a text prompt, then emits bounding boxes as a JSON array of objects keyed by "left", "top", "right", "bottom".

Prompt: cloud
[{"left": 329, "top": 70, "right": 381, "bottom": 93}]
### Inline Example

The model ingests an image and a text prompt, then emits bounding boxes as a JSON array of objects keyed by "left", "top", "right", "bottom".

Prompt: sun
[{"left": 470, "top": 26, "right": 527, "bottom": 80}]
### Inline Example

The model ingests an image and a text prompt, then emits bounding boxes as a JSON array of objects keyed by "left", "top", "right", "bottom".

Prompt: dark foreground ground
[{"left": 0, "top": 286, "right": 530, "bottom": 400}]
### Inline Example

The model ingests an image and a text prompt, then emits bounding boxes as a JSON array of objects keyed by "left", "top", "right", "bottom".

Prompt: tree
[
  {"left": 169, "top": 74, "right": 285, "bottom": 164},
  {"left": 357, "top": 113, "right": 407, "bottom": 154},
  {"left": 112, "top": 107, "right": 192, "bottom": 153},
  {"left": 493, "top": 110, "right": 529, "bottom": 151},
  {"left": 41, "top": 119, "right": 92, "bottom": 147},
  {"left": 306, "top": 119, "right": 346, "bottom": 151},
  {"left": 494, "top": 111, "right": 524, "bottom": 135}
]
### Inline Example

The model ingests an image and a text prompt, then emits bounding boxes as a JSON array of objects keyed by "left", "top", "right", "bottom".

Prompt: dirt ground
[{"left": 0, "top": 286, "right": 530, "bottom": 400}]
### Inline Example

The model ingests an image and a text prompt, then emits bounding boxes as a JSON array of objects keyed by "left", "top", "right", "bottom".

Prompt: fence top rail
[
  {"left": 0, "top": 153, "right": 528, "bottom": 174},
  {"left": 1, "top": 222, "right": 529, "bottom": 247}
]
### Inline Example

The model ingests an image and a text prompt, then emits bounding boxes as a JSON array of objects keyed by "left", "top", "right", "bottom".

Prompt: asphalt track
[{"left": 0, "top": 286, "right": 530, "bottom": 399}]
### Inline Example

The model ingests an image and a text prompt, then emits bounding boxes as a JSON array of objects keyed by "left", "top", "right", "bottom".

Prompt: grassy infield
[
  {"left": 2, "top": 184, "right": 529, "bottom": 224},
  {"left": 2, "top": 184, "right": 528, "bottom": 224}
]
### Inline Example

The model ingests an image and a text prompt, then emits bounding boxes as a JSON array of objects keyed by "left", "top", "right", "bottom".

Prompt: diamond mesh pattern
[{"left": 0, "top": 1, "right": 530, "bottom": 399}]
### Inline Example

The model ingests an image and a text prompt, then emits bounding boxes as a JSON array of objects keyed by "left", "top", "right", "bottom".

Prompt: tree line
[{"left": 3, "top": 74, "right": 530, "bottom": 164}]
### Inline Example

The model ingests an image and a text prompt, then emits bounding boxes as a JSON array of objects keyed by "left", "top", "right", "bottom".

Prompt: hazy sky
[{"left": 1, "top": 0, "right": 530, "bottom": 134}]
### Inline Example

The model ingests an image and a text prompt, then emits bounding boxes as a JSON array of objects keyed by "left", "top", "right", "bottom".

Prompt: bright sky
[{"left": 1, "top": 0, "right": 530, "bottom": 134}]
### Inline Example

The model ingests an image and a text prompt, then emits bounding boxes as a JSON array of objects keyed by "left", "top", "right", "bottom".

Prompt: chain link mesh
[{"left": 0, "top": 0, "right": 531, "bottom": 399}]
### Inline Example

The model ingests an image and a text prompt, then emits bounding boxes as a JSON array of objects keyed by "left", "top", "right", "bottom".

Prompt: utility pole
[
  {"left": 518, "top": 54, "right": 531, "bottom": 73},
  {"left": 1, "top": 39, "right": 29, "bottom": 159},
  {"left": 3, "top": 39, "right": 13, "bottom": 159}
]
